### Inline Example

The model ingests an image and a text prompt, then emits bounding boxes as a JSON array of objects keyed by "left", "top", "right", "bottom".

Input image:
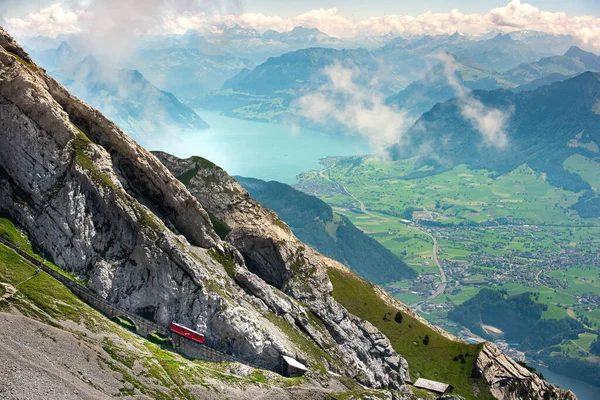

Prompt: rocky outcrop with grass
[
  {"left": 154, "top": 151, "right": 411, "bottom": 387},
  {"left": 475, "top": 343, "right": 576, "bottom": 400}
]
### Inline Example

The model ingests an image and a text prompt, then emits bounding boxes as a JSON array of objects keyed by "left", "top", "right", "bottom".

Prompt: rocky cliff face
[
  {"left": 154, "top": 151, "right": 411, "bottom": 387},
  {"left": 475, "top": 343, "right": 576, "bottom": 400},
  {"left": 0, "top": 26, "right": 409, "bottom": 389}
]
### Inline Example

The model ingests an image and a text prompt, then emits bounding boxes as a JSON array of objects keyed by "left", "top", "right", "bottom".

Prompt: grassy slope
[
  {"left": 564, "top": 154, "right": 600, "bottom": 191},
  {"left": 327, "top": 267, "right": 493, "bottom": 400}
]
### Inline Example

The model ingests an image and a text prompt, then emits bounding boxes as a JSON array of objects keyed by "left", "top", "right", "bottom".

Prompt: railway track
[{"left": 0, "top": 237, "right": 261, "bottom": 370}]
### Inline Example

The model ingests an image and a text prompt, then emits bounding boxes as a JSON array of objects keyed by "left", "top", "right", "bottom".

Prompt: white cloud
[
  {"left": 4, "top": 3, "right": 80, "bottom": 37},
  {"left": 593, "top": 99, "right": 600, "bottom": 115},
  {"left": 437, "top": 53, "right": 511, "bottom": 148},
  {"left": 4, "top": 1, "right": 239, "bottom": 65},
  {"left": 4, "top": 1, "right": 600, "bottom": 52},
  {"left": 293, "top": 62, "right": 412, "bottom": 155}
]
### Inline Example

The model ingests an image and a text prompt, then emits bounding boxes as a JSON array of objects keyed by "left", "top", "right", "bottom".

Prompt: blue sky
[{"left": 244, "top": 0, "right": 599, "bottom": 17}]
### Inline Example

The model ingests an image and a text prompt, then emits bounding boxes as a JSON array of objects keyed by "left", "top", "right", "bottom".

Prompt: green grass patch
[
  {"left": 176, "top": 165, "right": 201, "bottom": 187},
  {"left": 564, "top": 154, "right": 600, "bottom": 190},
  {"left": 148, "top": 332, "right": 173, "bottom": 348},
  {"left": 114, "top": 316, "right": 137, "bottom": 333},
  {"left": 0, "top": 244, "right": 94, "bottom": 327},
  {"left": 6, "top": 51, "right": 40, "bottom": 74},
  {"left": 71, "top": 126, "right": 120, "bottom": 192},
  {"left": 207, "top": 212, "right": 231, "bottom": 240},
  {"left": 270, "top": 215, "right": 290, "bottom": 232},
  {"left": 208, "top": 248, "right": 236, "bottom": 278},
  {"left": 263, "top": 312, "right": 334, "bottom": 374},
  {"left": 327, "top": 267, "right": 492, "bottom": 400},
  {"left": 0, "top": 216, "right": 87, "bottom": 286}
]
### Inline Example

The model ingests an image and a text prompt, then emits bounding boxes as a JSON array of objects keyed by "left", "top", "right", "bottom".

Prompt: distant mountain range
[
  {"left": 139, "top": 25, "right": 345, "bottom": 65},
  {"left": 194, "top": 32, "right": 577, "bottom": 129},
  {"left": 387, "top": 46, "right": 600, "bottom": 118},
  {"left": 130, "top": 47, "right": 254, "bottom": 101},
  {"left": 391, "top": 71, "right": 600, "bottom": 215},
  {"left": 374, "top": 32, "right": 548, "bottom": 88},
  {"left": 52, "top": 56, "right": 208, "bottom": 140},
  {"left": 452, "top": 33, "right": 545, "bottom": 71},
  {"left": 200, "top": 24, "right": 344, "bottom": 63},
  {"left": 373, "top": 32, "right": 470, "bottom": 88},
  {"left": 235, "top": 176, "right": 417, "bottom": 283}
]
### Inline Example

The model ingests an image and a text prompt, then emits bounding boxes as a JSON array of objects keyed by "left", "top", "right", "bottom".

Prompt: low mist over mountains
[
  {"left": 392, "top": 72, "right": 600, "bottom": 213},
  {"left": 16, "top": 26, "right": 597, "bottom": 145},
  {"left": 387, "top": 46, "right": 600, "bottom": 118},
  {"left": 131, "top": 46, "right": 254, "bottom": 101},
  {"left": 194, "top": 31, "right": 596, "bottom": 136},
  {"left": 52, "top": 55, "right": 209, "bottom": 141}
]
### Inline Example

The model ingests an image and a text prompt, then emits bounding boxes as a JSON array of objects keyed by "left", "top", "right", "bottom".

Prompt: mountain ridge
[{"left": 232, "top": 175, "right": 417, "bottom": 284}]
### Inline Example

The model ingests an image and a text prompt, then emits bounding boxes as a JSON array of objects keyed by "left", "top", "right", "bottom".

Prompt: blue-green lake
[
  {"left": 535, "top": 365, "right": 600, "bottom": 400},
  {"left": 149, "top": 111, "right": 370, "bottom": 183}
]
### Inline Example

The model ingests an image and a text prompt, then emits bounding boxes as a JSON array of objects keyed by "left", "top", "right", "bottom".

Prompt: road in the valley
[{"left": 317, "top": 166, "right": 447, "bottom": 310}]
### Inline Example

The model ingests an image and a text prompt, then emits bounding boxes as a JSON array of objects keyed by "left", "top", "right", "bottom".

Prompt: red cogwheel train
[{"left": 169, "top": 321, "right": 205, "bottom": 344}]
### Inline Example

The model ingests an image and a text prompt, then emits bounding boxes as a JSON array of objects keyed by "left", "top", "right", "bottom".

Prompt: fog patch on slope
[
  {"left": 438, "top": 53, "right": 512, "bottom": 149},
  {"left": 293, "top": 62, "right": 412, "bottom": 156},
  {"left": 593, "top": 99, "right": 600, "bottom": 115}
]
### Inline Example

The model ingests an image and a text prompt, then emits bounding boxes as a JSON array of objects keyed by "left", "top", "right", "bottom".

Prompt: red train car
[{"left": 169, "top": 322, "right": 205, "bottom": 344}]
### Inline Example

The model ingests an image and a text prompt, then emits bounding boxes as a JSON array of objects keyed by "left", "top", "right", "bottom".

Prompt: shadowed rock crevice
[{"left": 235, "top": 236, "right": 287, "bottom": 289}]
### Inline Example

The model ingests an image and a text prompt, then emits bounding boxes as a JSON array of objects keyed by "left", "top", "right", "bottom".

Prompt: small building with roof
[
  {"left": 281, "top": 355, "right": 308, "bottom": 377},
  {"left": 413, "top": 378, "right": 452, "bottom": 394}
]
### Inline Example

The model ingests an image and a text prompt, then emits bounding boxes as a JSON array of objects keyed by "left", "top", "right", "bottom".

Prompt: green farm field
[{"left": 299, "top": 156, "right": 591, "bottom": 226}]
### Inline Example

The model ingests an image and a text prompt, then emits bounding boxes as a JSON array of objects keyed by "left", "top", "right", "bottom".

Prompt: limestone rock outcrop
[{"left": 475, "top": 343, "right": 577, "bottom": 400}]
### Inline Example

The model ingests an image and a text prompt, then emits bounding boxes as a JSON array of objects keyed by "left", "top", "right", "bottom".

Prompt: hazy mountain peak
[
  {"left": 491, "top": 32, "right": 513, "bottom": 42},
  {"left": 564, "top": 46, "right": 600, "bottom": 70},
  {"left": 565, "top": 45, "right": 591, "bottom": 57},
  {"left": 56, "top": 41, "right": 72, "bottom": 53},
  {"left": 290, "top": 26, "right": 327, "bottom": 37}
]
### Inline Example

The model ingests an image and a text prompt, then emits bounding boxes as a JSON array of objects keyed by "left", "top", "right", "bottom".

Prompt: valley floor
[{"left": 296, "top": 155, "right": 600, "bottom": 390}]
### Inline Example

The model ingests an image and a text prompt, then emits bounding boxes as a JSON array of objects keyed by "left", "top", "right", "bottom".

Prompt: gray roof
[
  {"left": 414, "top": 378, "right": 451, "bottom": 393},
  {"left": 282, "top": 355, "right": 308, "bottom": 371}
]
